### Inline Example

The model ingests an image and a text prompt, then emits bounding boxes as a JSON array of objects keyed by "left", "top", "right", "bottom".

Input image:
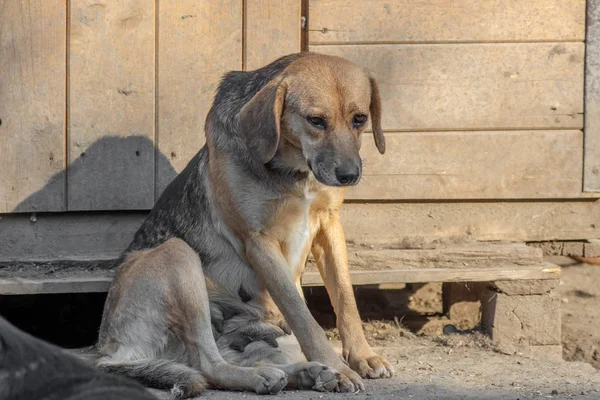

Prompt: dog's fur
[{"left": 96, "top": 52, "right": 393, "bottom": 398}]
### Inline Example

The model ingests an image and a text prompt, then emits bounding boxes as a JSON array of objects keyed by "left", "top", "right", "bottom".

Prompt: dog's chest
[{"left": 273, "top": 187, "right": 321, "bottom": 274}]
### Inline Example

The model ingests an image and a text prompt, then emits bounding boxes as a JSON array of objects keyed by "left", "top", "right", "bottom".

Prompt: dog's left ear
[
  {"left": 369, "top": 76, "right": 386, "bottom": 155},
  {"left": 239, "top": 79, "right": 287, "bottom": 164}
]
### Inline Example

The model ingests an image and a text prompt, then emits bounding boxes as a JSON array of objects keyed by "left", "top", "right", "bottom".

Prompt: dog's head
[{"left": 239, "top": 53, "right": 385, "bottom": 187}]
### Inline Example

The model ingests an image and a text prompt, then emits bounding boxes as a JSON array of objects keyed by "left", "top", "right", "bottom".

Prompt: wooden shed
[{"left": 1, "top": 1, "right": 599, "bottom": 351}]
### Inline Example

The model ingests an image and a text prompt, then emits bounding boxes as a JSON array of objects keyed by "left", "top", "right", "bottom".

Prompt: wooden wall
[
  {"left": 1, "top": 1, "right": 598, "bottom": 261},
  {"left": 0, "top": 0, "right": 301, "bottom": 213},
  {"left": 309, "top": 0, "right": 587, "bottom": 200}
]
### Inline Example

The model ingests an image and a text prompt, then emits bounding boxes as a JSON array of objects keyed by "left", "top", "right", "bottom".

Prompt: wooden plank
[
  {"left": 68, "top": 0, "right": 155, "bottom": 210},
  {"left": 339, "top": 201, "right": 600, "bottom": 245},
  {"left": 347, "top": 130, "right": 583, "bottom": 200},
  {"left": 1, "top": 200, "right": 599, "bottom": 262},
  {"left": 244, "top": 0, "right": 301, "bottom": 71},
  {"left": 311, "top": 43, "right": 584, "bottom": 131},
  {"left": 0, "top": 262, "right": 560, "bottom": 295},
  {"left": 157, "top": 1, "right": 242, "bottom": 196},
  {"left": 305, "top": 243, "right": 543, "bottom": 271},
  {"left": 308, "top": 0, "right": 586, "bottom": 44},
  {"left": 0, "top": 277, "right": 113, "bottom": 295},
  {"left": 0, "top": 1, "right": 66, "bottom": 212},
  {"left": 585, "top": 0, "right": 600, "bottom": 191},
  {"left": 303, "top": 263, "right": 560, "bottom": 286},
  {"left": 0, "top": 213, "right": 145, "bottom": 262}
]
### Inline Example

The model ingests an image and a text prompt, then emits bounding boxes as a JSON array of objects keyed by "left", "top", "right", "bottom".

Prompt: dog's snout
[{"left": 335, "top": 164, "right": 361, "bottom": 186}]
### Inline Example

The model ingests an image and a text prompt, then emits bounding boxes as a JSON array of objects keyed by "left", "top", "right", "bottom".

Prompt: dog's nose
[{"left": 335, "top": 164, "right": 360, "bottom": 185}]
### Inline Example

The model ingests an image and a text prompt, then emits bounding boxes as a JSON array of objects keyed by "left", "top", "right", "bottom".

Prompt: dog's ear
[
  {"left": 239, "top": 79, "right": 287, "bottom": 164},
  {"left": 369, "top": 76, "right": 386, "bottom": 155}
]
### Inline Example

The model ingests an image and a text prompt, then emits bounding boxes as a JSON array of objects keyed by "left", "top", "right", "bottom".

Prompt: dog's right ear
[{"left": 239, "top": 79, "right": 287, "bottom": 164}]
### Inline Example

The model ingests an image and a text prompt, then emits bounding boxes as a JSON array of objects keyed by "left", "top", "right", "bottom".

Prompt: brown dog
[{"left": 95, "top": 53, "right": 393, "bottom": 398}]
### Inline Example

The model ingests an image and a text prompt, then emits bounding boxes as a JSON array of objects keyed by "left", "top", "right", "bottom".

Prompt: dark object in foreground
[{"left": 0, "top": 316, "right": 156, "bottom": 400}]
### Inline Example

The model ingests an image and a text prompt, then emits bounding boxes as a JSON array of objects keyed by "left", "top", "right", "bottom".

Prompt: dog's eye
[
  {"left": 352, "top": 114, "right": 368, "bottom": 127},
  {"left": 307, "top": 116, "right": 326, "bottom": 129}
]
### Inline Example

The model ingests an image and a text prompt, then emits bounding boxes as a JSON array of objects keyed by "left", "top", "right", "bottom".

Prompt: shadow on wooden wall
[{"left": 13, "top": 136, "right": 178, "bottom": 213}]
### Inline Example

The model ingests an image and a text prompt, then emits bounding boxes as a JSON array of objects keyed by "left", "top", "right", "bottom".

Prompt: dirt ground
[
  {"left": 147, "top": 261, "right": 600, "bottom": 400},
  {"left": 558, "top": 261, "right": 600, "bottom": 371}
]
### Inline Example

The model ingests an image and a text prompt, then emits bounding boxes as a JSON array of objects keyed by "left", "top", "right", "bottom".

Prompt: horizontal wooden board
[
  {"left": 68, "top": 0, "right": 155, "bottom": 210},
  {"left": 303, "top": 263, "right": 560, "bottom": 287},
  {"left": 309, "top": 0, "right": 586, "bottom": 44},
  {"left": 157, "top": 1, "right": 242, "bottom": 196},
  {"left": 0, "top": 1, "right": 66, "bottom": 212},
  {"left": 305, "top": 243, "right": 543, "bottom": 271},
  {"left": 347, "top": 130, "right": 583, "bottom": 200},
  {"left": 1, "top": 200, "right": 599, "bottom": 262},
  {"left": 245, "top": 0, "right": 301, "bottom": 71},
  {"left": 311, "top": 43, "right": 584, "bottom": 131},
  {"left": 0, "top": 261, "right": 559, "bottom": 295},
  {"left": 0, "top": 213, "right": 146, "bottom": 262},
  {"left": 340, "top": 201, "right": 600, "bottom": 245}
]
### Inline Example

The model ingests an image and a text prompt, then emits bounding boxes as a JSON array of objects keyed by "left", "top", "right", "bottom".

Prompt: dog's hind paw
[
  {"left": 253, "top": 367, "right": 288, "bottom": 395},
  {"left": 308, "top": 364, "right": 340, "bottom": 392}
]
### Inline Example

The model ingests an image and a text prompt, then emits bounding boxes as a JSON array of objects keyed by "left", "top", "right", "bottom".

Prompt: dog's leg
[
  {"left": 246, "top": 234, "right": 363, "bottom": 392},
  {"left": 311, "top": 212, "right": 395, "bottom": 379},
  {"left": 227, "top": 334, "right": 341, "bottom": 392},
  {"left": 174, "top": 244, "right": 288, "bottom": 395}
]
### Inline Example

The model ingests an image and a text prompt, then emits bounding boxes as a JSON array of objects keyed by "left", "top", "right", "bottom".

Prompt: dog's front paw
[
  {"left": 349, "top": 351, "right": 395, "bottom": 379},
  {"left": 332, "top": 362, "right": 365, "bottom": 393}
]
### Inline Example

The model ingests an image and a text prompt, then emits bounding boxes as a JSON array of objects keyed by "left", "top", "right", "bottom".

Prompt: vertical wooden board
[
  {"left": 157, "top": 1, "right": 242, "bottom": 196},
  {"left": 311, "top": 43, "right": 584, "bottom": 131},
  {"left": 68, "top": 0, "right": 155, "bottom": 210},
  {"left": 585, "top": 0, "right": 600, "bottom": 191},
  {"left": 308, "top": 0, "right": 586, "bottom": 44},
  {"left": 244, "top": 0, "right": 301, "bottom": 71},
  {"left": 0, "top": 1, "right": 66, "bottom": 212}
]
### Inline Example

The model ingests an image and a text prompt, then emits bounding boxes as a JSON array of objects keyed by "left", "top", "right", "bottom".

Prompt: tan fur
[
  {"left": 209, "top": 54, "right": 393, "bottom": 388},
  {"left": 98, "top": 53, "right": 393, "bottom": 397}
]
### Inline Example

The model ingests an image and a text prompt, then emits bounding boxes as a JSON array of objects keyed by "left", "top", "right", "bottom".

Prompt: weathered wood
[
  {"left": 0, "top": 213, "right": 145, "bottom": 262},
  {"left": 302, "top": 263, "right": 560, "bottom": 287},
  {"left": 245, "top": 0, "right": 301, "bottom": 71},
  {"left": 311, "top": 43, "right": 584, "bottom": 131},
  {"left": 0, "top": 262, "right": 560, "bottom": 295},
  {"left": 341, "top": 201, "right": 600, "bottom": 245},
  {"left": 156, "top": 1, "right": 242, "bottom": 196},
  {"left": 481, "top": 289, "right": 561, "bottom": 347},
  {"left": 1, "top": 201, "right": 599, "bottom": 262},
  {"left": 309, "top": 0, "right": 586, "bottom": 44},
  {"left": 68, "top": 1, "right": 155, "bottom": 210},
  {"left": 0, "top": 277, "right": 113, "bottom": 295},
  {"left": 347, "top": 130, "right": 583, "bottom": 200},
  {"left": 585, "top": 0, "right": 600, "bottom": 191},
  {"left": 0, "top": 1, "right": 66, "bottom": 212},
  {"left": 305, "top": 243, "right": 543, "bottom": 271}
]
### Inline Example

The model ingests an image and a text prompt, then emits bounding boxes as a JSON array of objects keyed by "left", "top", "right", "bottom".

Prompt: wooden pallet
[{"left": 0, "top": 242, "right": 560, "bottom": 354}]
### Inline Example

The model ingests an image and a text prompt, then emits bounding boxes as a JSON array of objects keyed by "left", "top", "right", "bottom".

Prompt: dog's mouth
[{"left": 307, "top": 160, "right": 362, "bottom": 187}]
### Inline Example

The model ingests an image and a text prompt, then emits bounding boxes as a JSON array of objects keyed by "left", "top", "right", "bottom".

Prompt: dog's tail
[{"left": 96, "top": 357, "right": 207, "bottom": 399}]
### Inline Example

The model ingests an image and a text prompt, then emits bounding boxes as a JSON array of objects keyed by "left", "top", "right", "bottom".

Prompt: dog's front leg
[
  {"left": 246, "top": 233, "right": 364, "bottom": 392},
  {"left": 311, "top": 212, "right": 395, "bottom": 379}
]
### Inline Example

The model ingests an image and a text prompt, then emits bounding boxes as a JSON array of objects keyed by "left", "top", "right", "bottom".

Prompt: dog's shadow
[{"left": 13, "top": 135, "right": 178, "bottom": 213}]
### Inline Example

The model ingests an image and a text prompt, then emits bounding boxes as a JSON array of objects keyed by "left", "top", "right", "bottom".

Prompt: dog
[{"left": 95, "top": 52, "right": 393, "bottom": 398}]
